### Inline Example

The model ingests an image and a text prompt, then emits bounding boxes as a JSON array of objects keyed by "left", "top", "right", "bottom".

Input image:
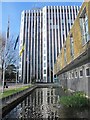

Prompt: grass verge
[
  {"left": 0, "top": 85, "right": 32, "bottom": 99},
  {"left": 59, "top": 91, "right": 90, "bottom": 108}
]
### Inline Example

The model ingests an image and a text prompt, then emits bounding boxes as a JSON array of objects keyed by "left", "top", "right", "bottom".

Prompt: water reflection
[
  {"left": 4, "top": 88, "right": 60, "bottom": 119},
  {"left": 3, "top": 87, "right": 90, "bottom": 119}
]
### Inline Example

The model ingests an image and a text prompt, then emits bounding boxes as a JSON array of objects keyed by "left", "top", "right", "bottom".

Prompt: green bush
[{"left": 59, "top": 91, "right": 90, "bottom": 108}]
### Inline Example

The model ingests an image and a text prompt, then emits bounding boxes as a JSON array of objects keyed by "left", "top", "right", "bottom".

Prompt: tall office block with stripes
[{"left": 19, "top": 6, "right": 80, "bottom": 83}]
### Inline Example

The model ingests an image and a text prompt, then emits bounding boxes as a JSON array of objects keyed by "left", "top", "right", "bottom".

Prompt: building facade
[
  {"left": 54, "top": 1, "right": 90, "bottom": 97},
  {"left": 19, "top": 5, "right": 80, "bottom": 83}
]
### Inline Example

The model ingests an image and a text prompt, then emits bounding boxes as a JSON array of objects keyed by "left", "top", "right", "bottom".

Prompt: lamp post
[
  {"left": 2, "top": 36, "right": 8, "bottom": 93},
  {"left": 15, "top": 64, "right": 18, "bottom": 90}
]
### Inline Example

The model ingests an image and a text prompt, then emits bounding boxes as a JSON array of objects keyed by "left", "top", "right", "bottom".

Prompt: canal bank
[
  {"left": 1, "top": 83, "right": 63, "bottom": 119},
  {"left": 3, "top": 85, "right": 90, "bottom": 119},
  {"left": 0, "top": 85, "right": 37, "bottom": 118},
  {"left": 1, "top": 83, "right": 59, "bottom": 118}
]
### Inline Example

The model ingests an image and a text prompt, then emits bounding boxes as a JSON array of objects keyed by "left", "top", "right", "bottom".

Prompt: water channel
[{"left": 3, "top": 86, "right": 90, "bottom": 119}]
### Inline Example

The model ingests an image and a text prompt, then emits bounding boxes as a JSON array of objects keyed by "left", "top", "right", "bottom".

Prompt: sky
[{"left": 1, "top": 1, "right": 83, "bottom": 39}]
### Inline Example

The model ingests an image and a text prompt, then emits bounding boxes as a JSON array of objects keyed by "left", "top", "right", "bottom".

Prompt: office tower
[{"left": 19, "top": 6, "right": 80, "bottom": 83}]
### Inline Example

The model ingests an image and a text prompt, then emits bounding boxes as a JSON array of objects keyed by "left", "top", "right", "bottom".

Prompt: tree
[
  {"left": 5, "top": 64, "right": 16, "bottom": 81},
  {"left": 5, "top": 71, "right": 10, "bottom": 80},
  {"left": 31, "top": 76, "right": 36, "bottom": 83},
  {"left": 0, "top": 33, "right": 19, "bottom": 91}
]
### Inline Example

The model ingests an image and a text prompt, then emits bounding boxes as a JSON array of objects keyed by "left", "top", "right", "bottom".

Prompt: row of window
[
  {"left": 43, "top": 18, "right": 47, "bottom": 77},
  {"left": 79, "top": 68, "right": 90, "bottom": 77},
  {"left": 23, "top": 8, "right": 78, "bottom": 20},
  {"left": 64, "top": 34, "right": 74, "bottom": 64},
  {"left": 69, "top": 67, "right": 90, "bottom": 79},
  {"left": 22, "top": 6, "right": 79, "bottom": 14},
  {"left": 60, "top": 66, "right": 90, "bottom": 80},
  {"left": 64, "top": 8, "right": 89, "bottom": 64}
]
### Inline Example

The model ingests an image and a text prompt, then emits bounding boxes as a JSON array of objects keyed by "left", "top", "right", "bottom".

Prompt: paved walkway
[
  {"left": 0, "top": 82, "right": 60, "bottom": 92},
  {"left": 5, "top": 83, "right": 27, "bottom": 90},
  {"left": 0, "top": 83, "right": 31, "bottom": 93}
]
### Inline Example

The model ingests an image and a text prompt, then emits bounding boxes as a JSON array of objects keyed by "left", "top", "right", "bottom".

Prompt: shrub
[{"left": 59, "top": 91, "right": 90, "bottom": 108}]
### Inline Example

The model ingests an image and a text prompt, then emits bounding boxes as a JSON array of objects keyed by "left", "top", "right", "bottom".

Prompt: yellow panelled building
[{"left": 54, "top": 1, "right": 90, "bottom": 97}]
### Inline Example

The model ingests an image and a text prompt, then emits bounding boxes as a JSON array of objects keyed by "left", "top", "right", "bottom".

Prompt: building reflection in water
[
  {"left": 3, "top": 87, "right": 89, "bottom": 119},
  {"left": 4, "top": 88, "right": 60, "bottom": 119}
]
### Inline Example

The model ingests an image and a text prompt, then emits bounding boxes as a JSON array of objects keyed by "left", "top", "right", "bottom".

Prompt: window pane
[
  {"left": 86, "top": 68, "right": 90, "bottom": 76},
  {"left": 44, "top": 56, "right": 46, "bottom": 60},
  {"left": 44, "top": 76, "right": 46, "bottom": 80},
  {"left": 70, "top": 35, "right": 74, "bottom": 57},
  {"left": 80, "top": 70, "right": 83, "bottom": 76},
  {"left": 44, "top": 63, "right": 46, "bottom": 67},
  {"left": 44, "top": 70, "right": 46, "bottom": 74},
  {"left": 75, "top": 71, "right": 77, "bottom": 77},
  {"left": 80, "top": 14, "right": 88, "bottom": 45}
]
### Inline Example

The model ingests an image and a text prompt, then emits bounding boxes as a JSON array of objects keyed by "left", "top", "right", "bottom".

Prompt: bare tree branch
[{"left": 0, "top": 34, "right": 19, "bottom": 80}]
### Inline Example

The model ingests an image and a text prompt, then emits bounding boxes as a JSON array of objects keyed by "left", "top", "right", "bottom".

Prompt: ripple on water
[{"left": 3, "top": 87, "right": 90, "bottom": 119}]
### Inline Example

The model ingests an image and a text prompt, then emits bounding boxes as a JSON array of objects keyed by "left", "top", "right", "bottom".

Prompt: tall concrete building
[{"left": 19, "top": 6, "right": 80, "bottom": 83}]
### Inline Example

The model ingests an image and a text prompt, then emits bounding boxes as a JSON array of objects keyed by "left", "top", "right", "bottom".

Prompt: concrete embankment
[
  {"left": 1, "top": 85, "right": 37, "bottom": 118},
  {"left": 1, "top": 83, "right": 61, "bottom": 118},
  {"left": 36, "top": 83, "right": 61, "bottom": 88}
]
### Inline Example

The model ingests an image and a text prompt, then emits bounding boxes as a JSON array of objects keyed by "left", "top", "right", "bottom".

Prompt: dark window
[
  {"left": 75, "top": 71, "right": 77, "bottom": 78},
  {"left": 86, "top": 68, "right": 90, "bottom": 76},
  {"left": 44, "top": 70, "right": 46, "bottom": 74},
  {"left": 76, "top": 7, "right": 77, "bottom": 15},
  {"left": 68, "top": 23, "right": 70, "bottom": 31},
  {"left": 72, "top": 72, "right": 74, "bottom": 78},
  {"left": 80, "top": 70, "right": 83, "bottom": 77}
]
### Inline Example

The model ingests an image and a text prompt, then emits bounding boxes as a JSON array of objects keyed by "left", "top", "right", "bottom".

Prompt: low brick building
[{"left": 54, "top": 1, "right": 90, "bottom": 97}]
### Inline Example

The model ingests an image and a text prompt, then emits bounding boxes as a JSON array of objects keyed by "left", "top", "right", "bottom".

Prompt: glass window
[
  {"left": 80, "top": 70, "right": 83, "bottom": 77},
  {"left": 44, "top": 37, "right": 46, "bottom": 41},
  {"left": 44, "top": 70, "right": 46, "bottom": 74},
  {"left": 44, "top": 43, "right": 46, "bottom": 47},
  {"left": 72, "top": 72, "right": 74, "bottom": 78},
  {"left": 79, "top": 8, "right": 89, "bottom": 45},
  {"left": 68, "top": 23, "right": 70, "bottom": 31},
  {"left": 20, "top": 57, "right": 21, "bottom": 62},
  {"left": 44, "top": 63, "right": 46, "bottom": 67},
  {"left": 44, "top": 76, "right": 46, "bottom": 80},
  {"left": 70, "top": 34, "right": 74, "bottom": 58},
  {"left": 44, "top": 50, "right": 46, "bottom": 54},
  {"left": 75, "top": 71, "right": 77, "bottom": 78},
  {"left": 64, "top": 45, "right": 67, "bottom": 64},
  {"left": 86, "top": 68, "right": 90, "bottom": 76},
  {"left": 69, "top": 72, "right": 71, "bottom": 79},
  {"left": 50, "top": 19, "right": 52, "bottom": 23},
  {"left": 44, "top": 56, "right": 46, "bottom": 60}
]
